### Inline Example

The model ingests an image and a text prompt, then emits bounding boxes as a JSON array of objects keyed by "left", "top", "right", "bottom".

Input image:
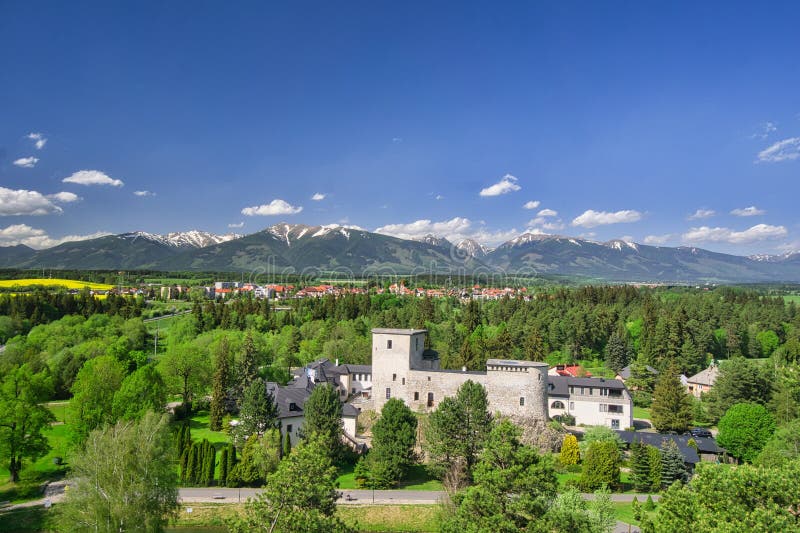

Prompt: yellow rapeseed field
[{"left": 0, "top": 278, "right": 115, "bottom": 291}]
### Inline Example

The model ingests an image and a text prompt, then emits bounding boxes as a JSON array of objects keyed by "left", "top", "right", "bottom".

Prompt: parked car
[{"left": 687, "top": 427, "right": 713, "bottom": 439}]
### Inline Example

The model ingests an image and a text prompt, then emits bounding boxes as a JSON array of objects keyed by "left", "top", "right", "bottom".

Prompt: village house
[
  {"left": 686, "top": 364, "right": 720, "bottom": 398},
  {"left": 547, "top": 376, "right": 634, "bottom": 429}
]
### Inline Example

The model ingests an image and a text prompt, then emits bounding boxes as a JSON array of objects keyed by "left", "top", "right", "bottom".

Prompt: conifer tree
[
  {"left": 650, "top": 365, "right": 693, "bottom": 433},
  {"left": 559, "top": 434, "right": 580, "bottom": 466},
  {"left": 605, "top": 332, "right": 631, "bottom": 373},
  {"left": 219, "top": 447, "right": 228, "bottom": 487},
  {"left": 283, "top": 430, "right": 292, "bottom": 457},
  {"left": 237, "top": 331, "right": 259, "bottom": 403},
  {"left": 660, "top": 440, "right": 687, "bottom": 488},
  {"left": 210, "top": 337, "right": 231, "bottom": 431},
  {"left": 647, "top": 445, "right": 662, "bottom": 491},
  {"left": 202, "top": 442, "right": 216, "bottom": 486},
  {"left": 629, "top": 440, "right": 652, "bottom": 492},
  {"left": 225, "top": 444, "right": 237, "bottom": 487}
]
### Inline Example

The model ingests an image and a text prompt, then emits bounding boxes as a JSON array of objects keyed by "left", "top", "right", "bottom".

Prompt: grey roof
[
  {"left": 567, "top": 377, "right": 628, "bottom": 390},
  {"left": 371, "top": 328, "right": 427, "bottom": 335},
  {"left": 614, "top": 431, "right": 701, "bottom": 464},
  {"left": 547, "top": 376, "right": 570, "bottom": 397},
  {"left": 342, "top": 364, "right": 372, "bottom": 374},
  {"left": 267, "top": 381, "right": 359, "bottom": 420},
  {"left": 687, "top": 366, "right": 719, "bottom": 386},
  {"left": 617, "top": 365, "right": 659, "bottom": 380}
]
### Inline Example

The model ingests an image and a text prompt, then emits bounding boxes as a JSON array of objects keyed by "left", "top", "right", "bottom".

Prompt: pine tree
[
  {"left": 629, "top": 440, "right": 652, "bottom": 492},
  {"left": 660, "top": 440, "right": 687, "bottom": 488},
  {"left": 283, "top": 431, "right": 292, "bottom": 457},
  {"left": 650, "top": 364, "right": 693, "bottom": 433},
  {"left": 647, "top": 445, "right": 662, "bottom": 490},
  {"left": 644, "top": 494, "right": 655, "bottom": 511},
  {"left": 210, "top": 337, "right": 231, "bottom": 431},
  {"left": 605, "top": 332, "right": 631, "bottom": 373},
  {"left": 559, "top": 434, "right": 580, "bottom": 466}
]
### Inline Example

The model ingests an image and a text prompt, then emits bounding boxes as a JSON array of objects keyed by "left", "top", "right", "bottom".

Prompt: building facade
[{"left": 547, "top": 375, "right": 634, "bottom": 429}]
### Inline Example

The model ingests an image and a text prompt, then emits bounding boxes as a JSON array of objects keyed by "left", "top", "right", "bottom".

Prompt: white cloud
[
  {"left": 751, "top": 121, "right": 777, "bottom": 139},
  {"left": 133, "top": 190, "right": 156, "bottom": 197},
  {"left": 537, "top": 208, "right": 558, "bottom": 217},
  {"left": 48, "top": 191, "right": 80, "bottom": 203},
  {"left": 687, "top": 208, "right": 715, "bottom": 220},
  {"left": 527, "top": 216, "right": 565, "bottom": 232},
  {"left": 435, "top": 194, "right": 444, "bottom": 200},
  {"left": 375, "top": 217, "right": 519, "bottom": 247},
  {"left": 523, "top": 200, "right": 540, "bottom": 209},
  {"left": 644, "top": 234, "right": 673, "bottom": 245},
  {"left": 311, "top": 193, "right": 326, "bottom": 201},
  {"left": 0, "top": 224, "right": 109, "bottom": 249},
  {"left": 63, "top": 170, "right": 124, "bottom": 187},
  {"left": 228, "top": 222, "right": 245, "bottom": 229},
  {"left": 682, "top": 224, "right": 787, "bottom": 245},
  {"left": 0, "top": 187, "right": 63, "bottom": 216},
  {"left": 620, "top": 235, "right": 635, "bottom": 243},
  {"left": 730, "top": 206, "right": 765, "bottom": 217},
  {"left": 13, "top": 156, "right": 39, "bottom": 168},
  {"left": 571, "top": 209, "right": 642, "bottom": 228},
  {"left": 27, "top": 132, "right": 47, "bottom": 150},
  {"left": 241, "top": 199, "right": 303, "bottom": 216},
  {"left": 480, "top": 174, "right": 521, "bottom": 197},
  {"left": 392, "top": 137, "right": 403, "bottom": 143},
  {"left": 757, "top": 137, "right": 800, "bottom": 162}
]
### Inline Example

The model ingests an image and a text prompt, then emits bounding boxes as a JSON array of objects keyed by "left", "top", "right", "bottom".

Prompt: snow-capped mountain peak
[
  {"left": 416, "top": 234, "right": 451, "bottom": 248},
  {"left": 455, "top": 238, "right": 491, "bottom": 258},
  {"left": 120, "top": 230, "right": 240, "bottom": 248}
]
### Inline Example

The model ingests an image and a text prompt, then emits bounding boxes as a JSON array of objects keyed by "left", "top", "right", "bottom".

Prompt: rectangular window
[
  {"left": 427, "top": 392, "right": 434, "bottom": 408},
  {"left": 386, "top": 388, "right": 391, "bottom": 399},
  {"left": 608, "top": 405, "right": 623, "bottom": 414},
  {"left": 414, "top": 392, "right": 419, "bottom": 401},
  {"left": 402, "top": 377, "right": 405, "bottom": 385},
  {"left": 392, "top": 373, "right": 397, "bottom": 381},
  {"left": 600, "top": 388, "right": 608, "bottom": 396},
  {"left": 611, "top": 419, "right": 620, "bottom": 429},
  {"left": 427, "top": 376, "right": 431, "bottom": 381},
  {"left": 387, "top": 340, "right": 392, "bottom": 349},
  {"left": 580, "top": 387, "right": 585, "bottom": 395},
  {"left": 415, "top": 338, "right": 419, "bottom": 350},
  {"left": 287, "top": 424, "right": 293, "bottom": 434},
  {"left": 569, "top": 386, "right": 574, "bottom": 394},
  {"left": 519, "top": 397, "right": 525, "bottom": 406},
  {"left": 600, "top": 404, "right": 606, "bottom": 412},
  {"left": 569, "top": 402, "right": 575, "bottom": 410},
  {"left": 352, "top": 388, "right": 356, "bottom": 394},
  {"left": 588, "top": 388, "right": 593, "bottom": 395}
]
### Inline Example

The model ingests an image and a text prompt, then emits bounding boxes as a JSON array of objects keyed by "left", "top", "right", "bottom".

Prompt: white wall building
[{"left": 547, "top": 375, "right": 634, "bottom": 429}]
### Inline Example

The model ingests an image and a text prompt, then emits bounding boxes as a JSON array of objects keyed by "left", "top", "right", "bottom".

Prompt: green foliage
[
  {"left": 559, "top": 434, "right": 580, "bottom": 466},
  {"left": 424, "top": 380, "right": 493, "bottom": 482},
  {"left": 111, "top": 364, "right": 167, "bottom": 421},
  {"left": 579, "top": 441, "right": 620, "bottom": 491},
  {"left": 542, "top": 486, "right": 616, "bottom": 532},
  {"left": 233, "top": 378, "right": 279, "bottom": 443},
  {"left": 283, "top": 430, "right": 292, "bottom": 457},
  {"left": 604, "top": 332, "right": 632, "bottom": 373},
  {"left": 69, "top": 355, "right": 125, "bottom": 443},
  {"left": 0, "top": 365, "right": 55, "bottom": 482},
  {"left": 629, "top": 440, "right": 653, "bottom": 493},
  {"left": 301, "top": 384, "right": 344, "bottom": 461},
  {"left": 756, "top": 418, "right": 800, "bottom": 467},
  {"left": 645, "top": 460, "right": 800, "bottom": 532},
  {"left": 644, "top": 494, "right": 655, "bottom": 512},
  {"left": 157, "top": 340, "right": 212, "bottom": 416},
  {"left": 659, "top": 440, "right": 687, "bottom": 488},
  {"left": 717, "top": 402, "right": 776, "bottom": 463},
  {"left": 358, "top": 398, "right": 417, "bottom": 488},
  {"left": 229, "top": 430, "right": 282, "bottom": 487},
  {"left": 646, "top": 445, "right": 662, "bottom": 490},
  {"left": 57, "top": 412, "right": 179, "bottom": 532},
  {"left": 210, "top": 336, "right": 231, "bottom": 431},
  {"left": 228, "top": 436, "right": 353, "bottom": 533},
  {"left": 650, "top": 365, "right": 693, "bottom": 433},
  {"left": 440, "top": 420, "right": 559, "bottom": 532},
  {"left": 579, "top": 425, "right": 624, "bottom": 455},
  {"left": 707, "top": 357, "right": 772, "bottom": 421},
  {"left": 224, "top": 443, "right": 237, "bottom": 487}
]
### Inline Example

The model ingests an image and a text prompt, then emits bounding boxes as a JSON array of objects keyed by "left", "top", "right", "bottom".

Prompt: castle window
[
  {"left": 386, "top": 388, "right": 391, "bottom": 399},
  {"left": 402, "top": 377, "right": 405, "bottom": 385},
  {"left": 519, "top": 397, "right": 525, "bottom": 406},
  {"left": 427, "top": 392, "right": 434, "bottom": 408},
  {"left": 414, "top": 392, "right": 419, "bottom": 401},
  {"left": 551, "top": 401, "right": 565, "bottom": 409},
  {"left": 392, "top": 373, "right": 397, "bottom": 381},
  {"left": 387, "top": 340, "right": 393, "bottom": 349},
  {"left": 427, "top": 376, "right": 431, "bottom": 381}
]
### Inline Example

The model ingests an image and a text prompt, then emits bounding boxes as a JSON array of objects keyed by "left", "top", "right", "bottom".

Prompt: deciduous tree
[{"left": 717, "top": 402, "right": 776, "bottom": 463}]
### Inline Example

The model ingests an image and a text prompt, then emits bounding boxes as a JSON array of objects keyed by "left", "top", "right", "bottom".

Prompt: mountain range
[{"left": 2, "top": 223, "right": 799, "bottom": 283}]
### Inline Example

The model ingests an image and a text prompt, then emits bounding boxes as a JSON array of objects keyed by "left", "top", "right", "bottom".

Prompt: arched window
[{"left": 551, "top": 401, "right": 565, "bottom": 409}]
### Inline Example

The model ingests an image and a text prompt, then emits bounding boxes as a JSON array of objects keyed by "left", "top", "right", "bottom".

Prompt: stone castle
[{"left": 370, "top": 328, "right": 549, "bottom": 421}]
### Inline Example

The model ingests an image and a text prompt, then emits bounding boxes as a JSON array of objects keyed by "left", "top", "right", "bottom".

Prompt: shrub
[
  {"left": 579, "top": 441, "right": 620, "bottom": 491},
  {"left": 559, "top": 434, "right": 580, "bottom": 466}
]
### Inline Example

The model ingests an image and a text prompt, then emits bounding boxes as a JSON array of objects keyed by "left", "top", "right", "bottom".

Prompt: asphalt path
[{"left": 177, "top": 487, "right": 659, "bottom": 505}]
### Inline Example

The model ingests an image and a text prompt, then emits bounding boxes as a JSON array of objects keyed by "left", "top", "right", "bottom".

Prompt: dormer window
[{"left": 289, "top": 402, "right": 299, "bottom": 411}]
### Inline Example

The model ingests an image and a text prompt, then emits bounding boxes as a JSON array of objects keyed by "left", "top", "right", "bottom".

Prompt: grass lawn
[
  {"left": 339, "top": 504, "right": 441, "bottom": 532},
  {"left": 0, "top": 506, "right": 55, "bottom": 532},
  {"left": 336, "top": 464, "right": 443, "bottom": 491},
  {"left": 0, "top": 423, "right": 72, "bottom": 504},
  {"left": 633, "top": 406, "right": 651, "bottom": 419},
  {"left": 783, "top": 295, "right": 800, "bottom": 304},
  {"left": 612, "top": 500, "right": 657, "bottom": 526},
  {"left": 175, "top": 411, "right": 232, "bottom": 482}
]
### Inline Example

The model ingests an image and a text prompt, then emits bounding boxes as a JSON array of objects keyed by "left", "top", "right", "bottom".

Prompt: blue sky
[{"left": 1, "top": 1, "right": 798, "bottom": 254}]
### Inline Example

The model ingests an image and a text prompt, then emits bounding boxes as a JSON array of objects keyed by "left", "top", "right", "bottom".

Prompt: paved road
[{"left": 177, "top": 487, "right": 659, "bottom": 505}]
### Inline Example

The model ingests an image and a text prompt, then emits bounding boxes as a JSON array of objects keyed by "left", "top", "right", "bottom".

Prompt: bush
[
  {"left": 633, "top": 391, "right": 653, "bottom": 407},
  {"left": 554, "top": 413, "right": 576, "bottom": 426},
  {"left": 559, "top": 434, "right": 580, "bottom": 466},
  {"left": 579, "top": 441, "right": 620, "bottom": 491}
]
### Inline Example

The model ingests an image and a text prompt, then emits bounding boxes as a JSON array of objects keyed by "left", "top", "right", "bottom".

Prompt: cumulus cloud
[
  {"left": 375, "top": 217, "right": 518, "bottom": 247},
  {"left": 311, "top": 193, "right": 326, "bottom": 201},
  {"left": 228, "top": 222, "right": 245, "bottom": 229},
  {"left": 241, "top": 199, "right": 303, "bottom": 216},
  {"left": 688, "top": 208, "right": 715, "bottom": 220},
  {"left": 527, "top": 216, "right": 565, "bottom": 232},
  {"left": 571, "top": 209, "right": 642, "bottom": 228},
  {"left": 13, "top": 156, "right": 39, "bottom": 168},
  {"left": 133, "top": 190, "right": 156, "bottom": 197},
  {"left": 480, "top": 174, "right": 521, "bottom": 197},
  {"left": 27, "top": 132, "right": 47, "bottom": 150},
  {"left": 523, "top": 200, "right": 540, "bottom": 210},
  {"left": 644, "top": 234, "right": 673, "bottom": 245},
  {"left": 757, "top": 137, "right": 800, "bottom": 162},
  {"left": 0, "top": 224, "right": 110, "bottom": 249},
  {"left": 0, "top": 187, "right": 64, "bottom": 216},
  {"left": 730, "top": 206, "right": 765, "bottom": 217},
  {"left": 682, "top": 224, "right": 787, "bottom": 244},
  {"left": 63, "top": 170, "right": 124, "bottom": 187},
  {"left": 537, "top": 208, "right": 558, "bottom": 217},
  {"left": 48, "top": 192, "right": 80, "bottom": 203}
]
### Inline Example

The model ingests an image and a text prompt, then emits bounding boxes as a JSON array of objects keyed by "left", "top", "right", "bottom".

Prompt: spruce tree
[
  {"left": 650, "top": 364, "right": 693, "bottom": 433},
  {"left": 605, "top": 332, "right": 631, "bottom": 373},
  {"left": 647, "top": 445, "right": 662, "bottom": 490},
  {"left": 210, "top": 337, "right": 231, "bottom": 431},
  {"left": 660, "top": 440, "right": 687, "bottom": 488},
  {"left": 237, "top": 331, "right": 259, "bottom": 404},
  {"left": 629, "top": 440, "right": 652, "bottom": 492}
]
